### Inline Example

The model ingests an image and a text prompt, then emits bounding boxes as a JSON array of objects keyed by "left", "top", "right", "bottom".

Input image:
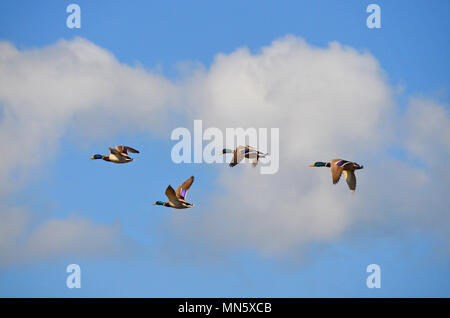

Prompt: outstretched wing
[
  {"left": 244, "top": 145, "right": 264, "bottom": 167},
  {"left": 176, "top": 176, "right": 194, "bottom": 200},
  {"left": 165, "top": 185, "right": 179, "bottom": 204},
  {"left": 330, "top": 159, "right": 345, "bottom": 184},
  {"left": 343, "top": 170, "right": 356, "bottom": 193},
  {"left": 116, "top": 145, "right": 139, "bottom": 155},
  {"left": 108, "top": 147, "right": 127, "bottom": 160},
  {"left": 230, "top": 146, "right": 246, "bottom": 167}
]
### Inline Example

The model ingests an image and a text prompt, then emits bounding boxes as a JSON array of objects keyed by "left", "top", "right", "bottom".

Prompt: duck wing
[
  {"left": 116, "top": 145, "right": 139, "bottom": 155},
  {"left": 108, "top": 147, "right": 127, "bottom": 160},
  {"left": 244, "top": 145, "right": 265, "bottom": 166},
  {"left": 176, "top": 176, "right": 194, "bottom": 200},
  {"left": 230, "top": 146, "right": 246, "bottom": 167},
  {"left": 165, "top": 185, "right": 179, "bottom": 204},
  {"left": 330, "top": 159, "right": 345, "bottom": 184},
  {"left": 343, "top": 170, "right": 357, "bottom": 192}
]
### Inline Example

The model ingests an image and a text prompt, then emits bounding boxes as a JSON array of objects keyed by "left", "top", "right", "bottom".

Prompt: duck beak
[
  {"left": 90, "top": 156, "right": 95, "bottom": 160},
  {"left": 309, "top": 163, "right": 315, "bottom": 167},
  {"left": 152, "top": 203, "right": 157, "bottom": 205}
]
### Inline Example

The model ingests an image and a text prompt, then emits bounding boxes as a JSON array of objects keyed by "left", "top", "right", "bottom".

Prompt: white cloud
[
  {"left": 0, "top": 207, "right": 133, "bottom": 268},
  {"left": 167, "top": 36, "right": 449, "bottom": 257},
  {"left": 186, "top": 36, "right": 393, "bottom": 159},
  {"left": 403, "top": 98, "right": 450, "bottom": 166},
  {"left": 169, "top": 36, "right": 391, "bottom": 254},
  {"left": 0, "top": 37, "right": 177, "bottom": 196}
]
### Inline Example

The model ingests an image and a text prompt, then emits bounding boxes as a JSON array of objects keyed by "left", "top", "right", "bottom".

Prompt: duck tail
[{"left": 258, "top": 151, "right": 268, "bottom": 158}]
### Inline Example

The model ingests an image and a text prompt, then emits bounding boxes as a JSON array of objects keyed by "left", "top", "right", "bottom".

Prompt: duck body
[{"left": 310, "top": 159, "right": 363, "bottom": 193}]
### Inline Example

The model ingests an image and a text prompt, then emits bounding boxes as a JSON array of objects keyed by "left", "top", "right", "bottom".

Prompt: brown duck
[
  {"left": 153, "top": 176, "right": 195, "bottom": 209},
  {"left": 309, "top": 159, "right": 364, "bottom": 193},
  {"left": 221, "top": 145, "right": 267, "bottom": 167},
  {"left": 90, "top": 145, "right": 140, "bottom": 164}
]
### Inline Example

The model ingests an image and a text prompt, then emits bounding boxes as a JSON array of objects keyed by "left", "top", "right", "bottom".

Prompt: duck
[
  {"left": 221, "top": 145, "right": 268, "bottom": 167},
  {"left": 90, "top": 145, "right": 140, "bottom": 164},
  {"left": 153, "top": 176, "right": 195, "bottom": 209},
  {"left": 309, "top": 159, "right": 364, "bottom": 193}
]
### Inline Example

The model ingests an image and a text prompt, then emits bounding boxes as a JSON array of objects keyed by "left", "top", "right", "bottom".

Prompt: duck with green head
[
  {"left": 221, "top": 145, "right": 268, "bottom": 167},
  {"left": 310, "top": 159, "right": 364, "bottom": 193},
  {"left": 90, "top": 145, "right": 140, "bottom": 164},
  {"left": 153, "top": 176, "right": 195, "bottom": 209}
]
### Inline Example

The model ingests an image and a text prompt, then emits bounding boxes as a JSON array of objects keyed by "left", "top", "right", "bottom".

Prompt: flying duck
[
  {"left": 153, "top": 176, "right": 195, "bottom": 209},
  {"left": 222, "top": 145, "right": 267, "bottom": 167},
  {"left": 310, "top": 159, "right": 364, "bottom": 193},
  {"left": 90, "top": 145, "right": 140, "bottom": 164}
]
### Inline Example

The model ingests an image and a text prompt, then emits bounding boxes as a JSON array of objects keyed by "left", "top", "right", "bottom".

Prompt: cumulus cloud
[
  {"left": 0, "top": 207, "right": 133, "bottom": 268},
  {"left": 0, "top": 36, "right": 448, "bottom": 264},
  {"left": 186, "top": 36, "right": 393, "bottom": 158},
  {"left": 169, "top": 36, "right": 392, "bottom": 255},
  {"left": 0, "top": 38, "right": 177, "bottom": 196},
  {"left": 167, "top": 36, "right": 449, "bottom": 258},
  {"left": 403, "top": 98, "right": 450, "bottom": 166}
]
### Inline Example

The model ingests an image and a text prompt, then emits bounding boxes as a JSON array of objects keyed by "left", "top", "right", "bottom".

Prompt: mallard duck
[
  {"left": 221, "top": 145, "right": 267, "bottom": 167},
  {"left": 153, "top": 176, "right": 195, "bottom": 209},
  {"left": 309, "top": 159, "right": 364, "bottom": 193},
  {"left": 90, "top": 145, "right": 140, "bottom": 164}
]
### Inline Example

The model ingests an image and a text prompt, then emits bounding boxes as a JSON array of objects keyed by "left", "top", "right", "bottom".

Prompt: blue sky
[{"left": 0, "top": 0, "right": 449, "bottom": 297}]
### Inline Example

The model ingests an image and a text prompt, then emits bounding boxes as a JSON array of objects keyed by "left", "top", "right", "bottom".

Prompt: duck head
[
  {"left": 221, "top": 148, "right": 233, "bottom": 154},
  {"left": 309, "top": 162, "right": 330, "bottom": 167},
  {"left": 90, "top": 154, "right": 103, "bottom": 160}
]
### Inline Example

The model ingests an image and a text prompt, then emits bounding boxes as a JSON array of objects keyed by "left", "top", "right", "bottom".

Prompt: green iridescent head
[
  {"left": 221, "top": 148, "right": 233, "bottom": 154},
  {"left": 90, "top": 154, "right": 103, "bottom": 160},
  {"left": 309, "top": 162, "right": 328, "bottom": 167}
]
